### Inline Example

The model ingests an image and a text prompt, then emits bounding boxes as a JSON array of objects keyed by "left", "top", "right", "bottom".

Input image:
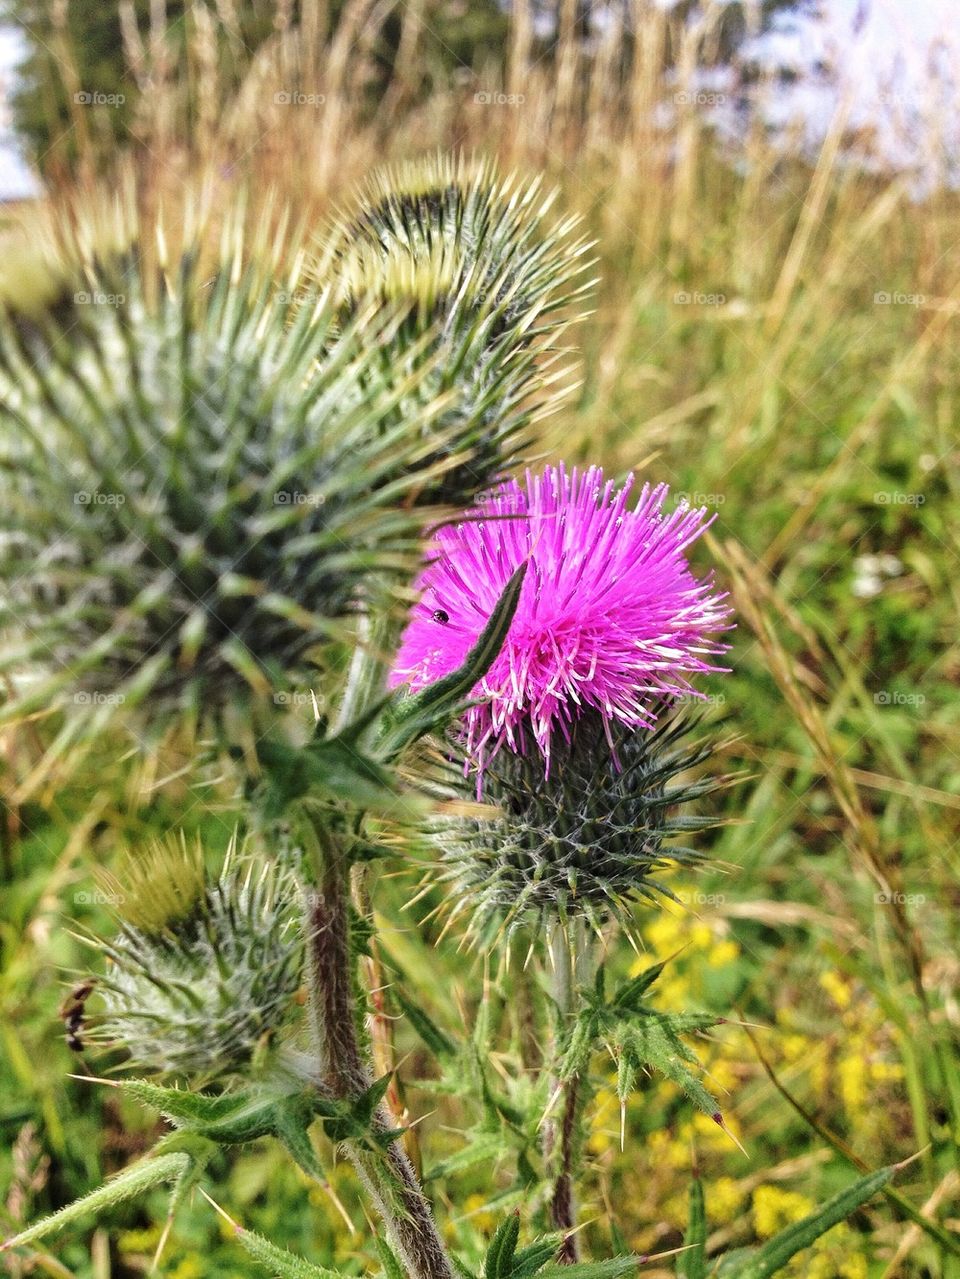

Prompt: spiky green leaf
[
  {"left": 677, "top": 1177, "right": 707, "bottom": 1279},
  {"left": 712, "top": 1165, "right": 896, "bottom": 1278},
  {"left": 0, "top": 1153, "right": 190, "bottom": 1253}
]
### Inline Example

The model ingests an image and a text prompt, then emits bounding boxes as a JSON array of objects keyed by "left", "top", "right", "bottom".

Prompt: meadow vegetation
[{"left": 1, "top": 3, "right": 958, "bottom": 1276}]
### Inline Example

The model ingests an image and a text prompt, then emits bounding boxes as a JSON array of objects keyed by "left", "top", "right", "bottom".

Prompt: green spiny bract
[
  {"left": 88, "top": 835, "right": 304, "bottom": 1084},
  {"left": 0, "top": 231, "right": 469, "bottom": 752},
  {"left": 428, "top": 710, "right": 721, "bottom": 939},
  {"left": 319, "top": 154, "right": 594, "bottom": 508}
]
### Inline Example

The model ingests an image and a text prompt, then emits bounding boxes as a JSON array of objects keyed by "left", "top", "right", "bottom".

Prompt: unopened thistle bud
[
  {"left": 86, "top": 835, "right": 304, "bottom": 1083},
  {"left": 0, "top": 224, "right": 467, "bottom": 757},
  {"left": 430, "top": 711, "right": 721, "bottom": 938},
  {"left": 320, "top": 155, "right": 594, "bottom": 508}
]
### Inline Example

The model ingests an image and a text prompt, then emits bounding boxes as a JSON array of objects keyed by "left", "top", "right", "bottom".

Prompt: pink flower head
[{"left": 390, "top": 464, "right": 732, "bottom": 770}]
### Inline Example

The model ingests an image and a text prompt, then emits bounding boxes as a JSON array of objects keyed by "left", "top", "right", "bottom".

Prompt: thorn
[
  {"left": 151, "top": 1212, "right": 174, "bottom": 1273},
  {"left": 713, "top": 1112, "right": 748, "bottom": 1156},
  {"left": 406, "top": 1107, "right": 438, "bottom": 1130},
  {"left": 320, "top": 1179, "right": 356, "bottom": 1236},
  {"left": 67, "top": 1073, "right": 119, "bottom": 1087},
  {"left": 197, "top": 1186, "right": 240, "bottom": 1235},
  {"left": 894, "top": 1146, "right": 929, "bottom": 1173},
  {"left": 537, "top": 1082, "right": 564, "bottom": 1130}
]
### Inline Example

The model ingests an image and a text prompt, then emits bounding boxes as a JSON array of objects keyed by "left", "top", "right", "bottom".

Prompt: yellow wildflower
[
  {"left": 708, "top": 1176, "right": 745, "bottom": 1225},
  {"left": 708, "top": 939, "right": 740, "bottom": 966},
  {"left": 752, "top": 1184, "right": 815, "bottom": 1238},
  {"left": 819, "top": 970, "right": 852, "bottom": 1010},
  {"left": 839, "top": 1054, "right": 869, "bottom": 1112}
]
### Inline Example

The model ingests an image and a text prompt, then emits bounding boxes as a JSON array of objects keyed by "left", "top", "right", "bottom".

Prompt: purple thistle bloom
[{"left": 391, "top": 463, "right": 732, "bottom": 770}]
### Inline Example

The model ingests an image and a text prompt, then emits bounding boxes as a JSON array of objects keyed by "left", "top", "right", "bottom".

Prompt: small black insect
[
  {"left": 432, "top": 609, "right": 450, "bottom": 624},
  {"left": 60, "top": 980, "right": 96, "bottom": 1053}
]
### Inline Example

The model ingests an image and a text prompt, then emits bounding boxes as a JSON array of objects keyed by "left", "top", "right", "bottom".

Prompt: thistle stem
[
  {"left": 546, "top": 922, "right": 588, "bottom": 1263},
  {"left": 304, "top": 816, "right": 454, "bottom": 1279}
]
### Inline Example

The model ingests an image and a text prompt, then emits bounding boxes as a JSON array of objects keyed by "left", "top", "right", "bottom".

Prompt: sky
[
  {"left": 0, "top": 23, "right": 41, "bottom": 200},
  {"left": 736, "top": 0, "right": 960, "bottom": 184},
  {"left": 1, "top": 1, "right": 959, "bottom": 199}
]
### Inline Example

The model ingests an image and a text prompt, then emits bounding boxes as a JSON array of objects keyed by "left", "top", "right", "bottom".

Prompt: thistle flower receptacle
[
  {"left": 319, "top": 155, "right": 594, "bottom": 508},
  {"left": 391, "top": 464, "right": 732, "bottom": 771},
  {"left": 428, "top": 710, "right": 722, "bottom": 937},
  {"left": 87, "top": 836, "right": 304, "bottom": 1083}
]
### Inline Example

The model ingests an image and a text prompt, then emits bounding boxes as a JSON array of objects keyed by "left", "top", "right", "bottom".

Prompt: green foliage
[
  {"left": 255, "top": 561, "right": 528, "bottom": 824},
  {"left": 476, "top": 1214, "right": 638, "bottom": 1279},
  {"left": 231, "top": 1225, "right": 346, "bottom": 1279},
  {"left": 559, "top": 963, "right": 722, "bottom": 1120},
  {"left": 0, "top": 1150, "right": 194, "bottom": 1254},
  {"left": 677, "top": 1177, "right": 706, "bottom": 1279}
]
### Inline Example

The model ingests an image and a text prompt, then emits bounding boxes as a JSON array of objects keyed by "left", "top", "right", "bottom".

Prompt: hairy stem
[
  {"left": 551, "top": 1072, "right": 583, "bottom": 1263},
  {"left": 545, "top": 923, "right": 585, "bottom": 1263},
  {"left": 351, "top": 860, "right": 423, "bottom": 1173},
  {"left": 305, "top": 818, "right": 454, "bottom": 1279}
]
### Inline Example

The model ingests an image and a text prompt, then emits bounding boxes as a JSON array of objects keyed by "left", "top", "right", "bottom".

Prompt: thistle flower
[
  {"left": 319, "top": 155, "right": 594, "bottom": 507},
  {"left": 391, "top": 464, "right": 731, "bottom": 771},
  {"left": 0, "top": 230, "right": 473, "bottom": 758},
  {"left": 86, "top": 835, "right": 303, "bottom": 1083}
]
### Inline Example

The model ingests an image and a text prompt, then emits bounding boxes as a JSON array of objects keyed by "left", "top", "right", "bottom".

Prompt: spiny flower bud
[
  {"left": 86, "top": 835, "right": 304, "bottom": 1083},
  {"left": 0, "top": 224, "right": 467, "bottom": 759},
  {"left": 429, "top": 710, "right": 722, "bottom": 939},
  {"left": 319, "top": 155, "right": 594, "bottom": 508}
]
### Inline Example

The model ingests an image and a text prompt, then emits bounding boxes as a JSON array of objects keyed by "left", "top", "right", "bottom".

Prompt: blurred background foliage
[{"left": 1, "top": 1, "right": 959, "bottom": 1276}]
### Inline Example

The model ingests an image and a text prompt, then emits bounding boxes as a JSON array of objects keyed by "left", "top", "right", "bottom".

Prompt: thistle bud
[
  {"left": 320, "top": 155, "right": 594, "bottom": 508},
  {"left": 0, "top": 225, "right": 463, "bottom": 758},
  {"left": 87, "top": 835, "right": 304, "bottom": 1083}
]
